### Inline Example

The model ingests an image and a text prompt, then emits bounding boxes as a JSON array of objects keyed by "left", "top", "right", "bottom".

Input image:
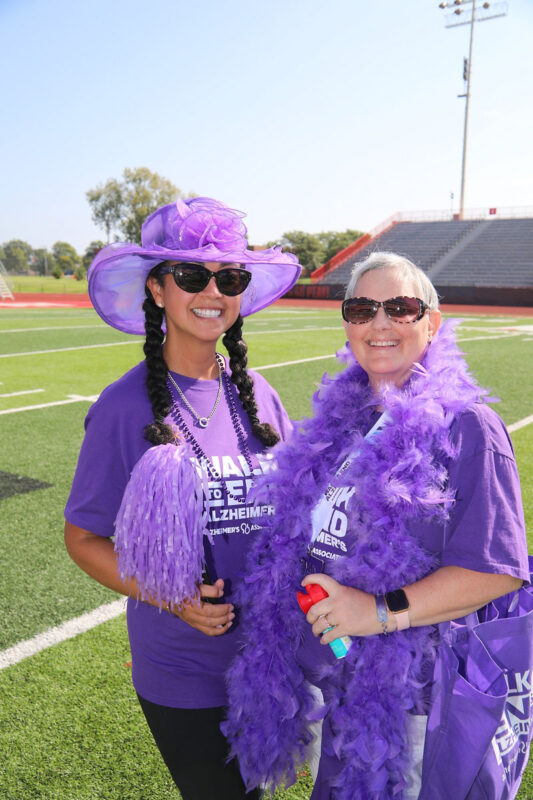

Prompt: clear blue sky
[{"left": 1, "top": 0, "right": 532, "bottom": 253}]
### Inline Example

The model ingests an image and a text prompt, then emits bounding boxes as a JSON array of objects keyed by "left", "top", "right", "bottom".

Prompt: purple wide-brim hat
[{"left": 88, "top": 196, "right": 301, "bottom": 334}]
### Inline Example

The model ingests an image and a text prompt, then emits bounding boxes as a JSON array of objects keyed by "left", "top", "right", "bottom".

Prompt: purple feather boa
[
  {"left": 114, "top": 443, "right": 208, "bottom": 608},
  {"left": 224, "top": 320, "right": 487, "bottom": 799}
]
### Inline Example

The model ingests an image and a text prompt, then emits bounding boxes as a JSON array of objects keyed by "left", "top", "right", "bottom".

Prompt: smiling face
[
  {"left": 344, "top": 267, "right": 441, "bottom": 390},
  {"left": 147, "top": 261, "right": 243, "bottom": 352}
]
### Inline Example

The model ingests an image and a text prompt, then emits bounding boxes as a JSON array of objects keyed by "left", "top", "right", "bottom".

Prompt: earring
[
  {"left": 428, "top": 334, "right": 433, "bottom": 343},
  {"left": 157, "top": 301, "right": 164, "bottom": 309}
]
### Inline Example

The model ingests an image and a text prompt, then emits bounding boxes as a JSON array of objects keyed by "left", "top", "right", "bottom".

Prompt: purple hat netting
[{"left": 150, "top": 197, "right": 249, "bottom": 253}]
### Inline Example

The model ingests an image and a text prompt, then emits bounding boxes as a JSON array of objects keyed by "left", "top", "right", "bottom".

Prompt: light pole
[{"left": 439, "top": 0, "right": 508, "bottom": 219}]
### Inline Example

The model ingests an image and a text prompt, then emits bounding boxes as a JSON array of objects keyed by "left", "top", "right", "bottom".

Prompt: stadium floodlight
[{"left": 439, "top": 0, "right": 509, "bottom": 218}]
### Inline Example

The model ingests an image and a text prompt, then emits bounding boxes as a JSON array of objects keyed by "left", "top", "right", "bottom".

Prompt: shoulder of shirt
[
  {"left": 88, "top": 361, "right": 149, "bottom": 418},
  {"left": 450, "top": 401, "right": 514, "bottom": 460},
  {"left": 219, "top": 356, "right": 279, "bottom": 398}
]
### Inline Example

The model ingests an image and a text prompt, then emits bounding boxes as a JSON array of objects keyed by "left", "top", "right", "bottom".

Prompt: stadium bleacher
[
  {"left": 309, "top": 216, "right": 533, "bottom": 305},
  {"left": 432, "top": 218, "right": 533, "bottom": 287}
]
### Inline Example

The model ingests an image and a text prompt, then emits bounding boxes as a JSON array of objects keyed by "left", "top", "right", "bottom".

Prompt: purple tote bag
[{"left": 420, "top": 558, "right": 533, "bottom": 800}]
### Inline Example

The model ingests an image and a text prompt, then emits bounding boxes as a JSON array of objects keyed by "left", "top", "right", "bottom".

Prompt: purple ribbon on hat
[{"left": 163, "top": 197, "right": 248, "bottom": 251}]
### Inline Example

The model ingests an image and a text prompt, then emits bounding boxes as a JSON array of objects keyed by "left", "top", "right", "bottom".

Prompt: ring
[{"left": 324, "top": 615, "right": 334, "bottom": 629}]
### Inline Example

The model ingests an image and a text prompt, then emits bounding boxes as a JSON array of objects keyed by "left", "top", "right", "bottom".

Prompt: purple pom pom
[{"left": 114, "top": 443, "right": 207, "bottom": 609}]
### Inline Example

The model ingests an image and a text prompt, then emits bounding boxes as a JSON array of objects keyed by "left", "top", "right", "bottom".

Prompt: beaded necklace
[{"left": 167, "top": 353, "right": 255, "bottom": 505}]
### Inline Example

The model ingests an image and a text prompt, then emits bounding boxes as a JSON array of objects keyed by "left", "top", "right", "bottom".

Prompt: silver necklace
[
  {"left": 167, "top": 354, "right": 223, "bottom": 428},
  {"left": 167, "top": 360, "right": 255, "bottom": 505}
]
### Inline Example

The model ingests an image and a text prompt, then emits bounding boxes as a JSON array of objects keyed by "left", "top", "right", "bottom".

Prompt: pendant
[{"left": 199, "top": 417, "right": 209, "bottom": 428}]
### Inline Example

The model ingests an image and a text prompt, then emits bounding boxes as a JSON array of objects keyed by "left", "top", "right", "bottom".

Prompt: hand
[
  {"left": 172, "top": 579, "right": 235, "bottom": 637},
  {"left": 301, "top": 573, "right": 379, "bottom": 643}
]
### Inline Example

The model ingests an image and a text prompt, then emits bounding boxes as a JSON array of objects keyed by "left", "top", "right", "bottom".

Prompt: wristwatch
[{"left": 385, "top": 589, "right": 410, "bottom": 631}]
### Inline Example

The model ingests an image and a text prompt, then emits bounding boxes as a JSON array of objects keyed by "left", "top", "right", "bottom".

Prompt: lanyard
[{"left": 309, "top": 411, "right": 389, "bottom": 547}]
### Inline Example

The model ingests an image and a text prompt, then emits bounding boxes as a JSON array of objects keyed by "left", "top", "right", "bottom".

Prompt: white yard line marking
[
  {"left": 458, "top": 325, "right": 533, "bottom": 333},
  {"left": 0, "top": 331, "right": 341, "bottom": 358},
  {"left": 0, "top": 324, "right": 104, "bottom": 334},
  {"left": 0, "top": 388, "right": 44, "bottom": 398},
  {"left": 0, "top": 600, "right": 126, "bottom": 670},
  {"left": 1, "top": 355, "right": 337, "bottom": 415},
  {"left": 246, "top": 326, "right": 342, "bottom": 336},
  {"left": 457, "top": 332, "right": 523, "bottom": 343},
  {"left": 0, "top": 394, "right": 99, "bottom": 415},
  {"left": 508, "top": 415, "right": 533, "bottom": 434},
  {"left": 0, "top": 340, "right": 138, "bottom": 358},
  {"left": 254, "top": 354, "right": 335, "bottom": 371}
]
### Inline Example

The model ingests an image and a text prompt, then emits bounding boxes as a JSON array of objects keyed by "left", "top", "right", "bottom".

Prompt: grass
[
  {"left": 0, "top": 305, "right": 532, "bottom": 798},
  {"left": 9, "top": 274, "right": 89, "bottom": 293},
  {"left": 0, "top": 617, "right": 178, "bottom": 800}
]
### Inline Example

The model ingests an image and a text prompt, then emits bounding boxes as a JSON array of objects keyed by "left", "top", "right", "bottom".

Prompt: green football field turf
[
  {"left": 0, "top": 304, "right": 532, "bottom": 799},
  {"left": 8, "top": 275, "right": 90, "bottom": 294}
]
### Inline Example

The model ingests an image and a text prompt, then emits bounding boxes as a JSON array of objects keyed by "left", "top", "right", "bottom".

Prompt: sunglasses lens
[
  {"left": 342, "top": 299, "right": 376, "bottom": 324},
  {"left": 173, "top": 266, "right": 210, "bottom": 293},
  {"left": 383, "top": 297, "right": 422, "bottom": 322},
  {"left": 171, "top": 264, "right": 251, "bottom": 296},
  {"left": 216, "top": 268, "right": 251, "bottom": 296}
]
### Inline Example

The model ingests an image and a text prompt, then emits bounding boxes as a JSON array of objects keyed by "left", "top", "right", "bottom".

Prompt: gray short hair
[{"left": 344, "top": 252, "right": 440, "bottom": 310}]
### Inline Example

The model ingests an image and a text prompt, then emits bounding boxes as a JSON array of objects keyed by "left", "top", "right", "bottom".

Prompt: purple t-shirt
[
  {"left": 65, "top": 359, "right": 291, "bottom": 708},
  {"left": 297, "top": 401, "right": 529, "bottom": 687}
]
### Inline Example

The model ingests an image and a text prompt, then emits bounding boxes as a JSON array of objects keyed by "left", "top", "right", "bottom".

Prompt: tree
[
  {"left": 86, "top": 178, "right": 123, "bottom": 244},
  {"left": 268, "top": 231, "right": 326, "bottom": 277},
  {"left": 82, "top": 240, "right": 105, "bottom": 274},
  {"left": 268, "top": 227, "right": 365, "bottom": 276},
  {"left": 31, "top": 248, "right": 53, "bottom": 275},
  {"left": 86, "top": 167, "right": 183, "bottom": 245},
  {"left": 51, "top": 241, "right": 80, "bottom": 275},
  {"left": 1, "top": 239, "right": 33, "bottom": 273},
  {"left": 319, "top": 229, "right": 364, "bottom": 263}
]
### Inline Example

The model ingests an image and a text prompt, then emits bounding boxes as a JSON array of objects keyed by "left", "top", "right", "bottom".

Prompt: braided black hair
[
  {"left": 143, "top": 283, "right": 175, "bottom": 445},
  {"left": 143, "top": 269, "right": 280, "bottom": 449},
  {"left": 223, "top": 314, "right": 280, "bottom": 447}
]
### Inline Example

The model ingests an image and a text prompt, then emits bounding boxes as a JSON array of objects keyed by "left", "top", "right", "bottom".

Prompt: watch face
[{"left": 385, "top": 589, "right": 409, "bottom": 613}]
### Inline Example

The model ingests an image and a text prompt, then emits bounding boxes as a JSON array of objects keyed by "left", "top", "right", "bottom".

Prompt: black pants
[{"left": 137, "top": 694, "right": 262, "bottom": 800}]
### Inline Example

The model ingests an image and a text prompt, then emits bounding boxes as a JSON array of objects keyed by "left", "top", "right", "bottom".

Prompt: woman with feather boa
[{"left": 224, "top": 252, "right": 528, "bottom": 800}]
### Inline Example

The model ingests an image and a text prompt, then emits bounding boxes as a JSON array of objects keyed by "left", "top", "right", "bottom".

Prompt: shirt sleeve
[
  {"left": 64, "top": 372, "right": 151, "bottom": 538},
  {"left": 248, "top": 369, "right": 293, "bottom": 442},
  {"left": 440, "top": 403, "right": 529, "bottom": 581}
]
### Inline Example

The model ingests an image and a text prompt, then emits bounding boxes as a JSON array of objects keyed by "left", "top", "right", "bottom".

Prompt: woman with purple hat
[{"left": 64, "top": 196, "right": 301, "bottom": 799}]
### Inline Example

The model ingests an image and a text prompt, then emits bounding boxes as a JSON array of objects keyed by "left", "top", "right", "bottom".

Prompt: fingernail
[
  {"left": 227, "top": 620, "right": 233, "bottom": 628},
  {"left": 229, "top": 612, "right": 235, "bottom": 620}
]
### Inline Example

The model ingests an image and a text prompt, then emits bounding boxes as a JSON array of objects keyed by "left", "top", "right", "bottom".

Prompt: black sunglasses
[
  {"left": 342, "top": 296, "right": 428, "bottom": 325},
  {"left": 158, "top": 263, "right": 252, "bottom": 296}
]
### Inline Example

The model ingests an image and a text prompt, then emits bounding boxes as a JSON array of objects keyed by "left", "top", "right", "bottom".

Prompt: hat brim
[{"left": 88, "top": 243, "right": 301, "bottom": 335}]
